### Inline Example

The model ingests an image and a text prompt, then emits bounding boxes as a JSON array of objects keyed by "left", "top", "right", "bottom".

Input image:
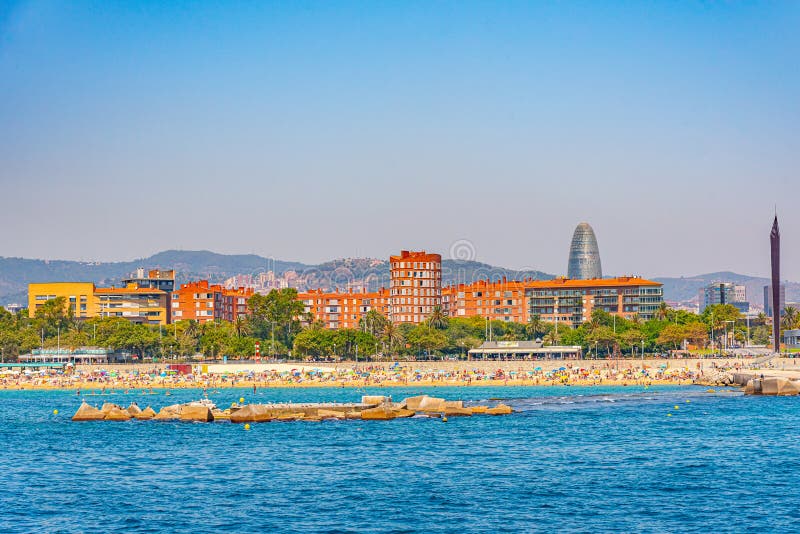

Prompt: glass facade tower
[{"left": 567, "top": 222, "right": 602, "bottom": 280}]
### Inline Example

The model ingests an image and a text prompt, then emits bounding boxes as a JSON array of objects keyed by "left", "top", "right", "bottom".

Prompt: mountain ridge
[{"left": 2, "top": 250, "right": 797, "bottom": 307}]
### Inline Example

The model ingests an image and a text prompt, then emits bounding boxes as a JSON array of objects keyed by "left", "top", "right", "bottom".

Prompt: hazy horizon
[{"left": 1, "top": 2, "right": 798, "bottom": 280}]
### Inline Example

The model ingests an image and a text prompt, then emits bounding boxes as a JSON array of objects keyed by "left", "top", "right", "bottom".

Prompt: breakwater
[{"left": 71, "top": 394, "right": 513, "bottom": 423}]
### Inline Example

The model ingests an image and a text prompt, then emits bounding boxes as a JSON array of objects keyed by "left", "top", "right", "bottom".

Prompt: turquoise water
[{"left": 1, "top": 385, "right": 799, "bottom": 533}]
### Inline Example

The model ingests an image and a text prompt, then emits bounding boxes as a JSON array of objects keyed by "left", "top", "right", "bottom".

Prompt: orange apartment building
[
  {"left": 296, "top": 250, "right": 664, "bottom": 330},
  {"left": 171, "top": 280, "right": 254, "bottom": 323},
  {"left": 443, "top": 276, "right": 663, "bottom": 327},
  {"left": 389, "top": 250, "right": 442, "bottom": 324},
  {"left": 442, "top": 276, "right": 530, "bottom": 323},
  {"left": 298, "top": 288, "right": 391, "bottom": 330}
]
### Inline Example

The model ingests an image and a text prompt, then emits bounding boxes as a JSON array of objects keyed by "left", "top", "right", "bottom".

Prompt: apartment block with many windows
[
  {"left": 389, "top": 250, "right": 442, "bottom": 324},
  {"left": 28, "top": 281, "right": 169, "bottom": 325},
  {"left": 171, "top": 280, "right": 254, "bottom": 323},
  {"left": 298, "top": 288, "right": 391, "bottom": 330}
]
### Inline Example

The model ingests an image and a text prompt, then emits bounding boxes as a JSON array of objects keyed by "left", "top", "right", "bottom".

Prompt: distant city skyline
[{"left": 1, "top": 2, "right": 798, "bottom": 280}]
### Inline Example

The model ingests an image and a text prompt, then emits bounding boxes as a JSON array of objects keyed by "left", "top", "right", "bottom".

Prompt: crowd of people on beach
[{"left": 0, "top": 361, "right": 717, "bottom": 390}]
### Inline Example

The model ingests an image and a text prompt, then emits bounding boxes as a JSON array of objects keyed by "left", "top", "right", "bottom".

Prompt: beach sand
[{"left": 4, "top": 356, "right": 790, "bottom": 391}]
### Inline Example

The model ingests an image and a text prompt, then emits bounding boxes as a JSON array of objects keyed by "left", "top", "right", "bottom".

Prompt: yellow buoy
[
  {"left": 239, "top": 397, "right": 245, "bottom": 404},
  {"left": 53, "top": 409, "right": 58, "bottom": 415},
  {"left": 686, "top": 400, "right": 690, "bottom": 403},
  {"left": 674, "top": 405, "right": 679, "bottom": 410},
  {"left": 442, "top": 417, "right": 448, "bottom": 423},
  {"left": 667, "top": 413, "right": 672, "bottom": 417},
  {"left": 231, "top": 402, "right": 236, "bottom": 408},
  {"left": 244, "top": 423, "right": 251, "bottom": 431}
]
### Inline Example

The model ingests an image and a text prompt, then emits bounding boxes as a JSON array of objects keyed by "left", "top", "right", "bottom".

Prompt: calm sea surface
[{"left": 1, "top": 385, "right": 799, "bottom": 533}]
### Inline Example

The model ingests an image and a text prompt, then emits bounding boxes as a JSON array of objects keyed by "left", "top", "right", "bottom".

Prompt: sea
[{"left": 1, "top": 385, "right": 799, "bottom": 533}]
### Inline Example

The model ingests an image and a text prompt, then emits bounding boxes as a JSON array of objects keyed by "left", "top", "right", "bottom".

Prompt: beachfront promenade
[{"left": 4, "top": 357, "right": 799, "bottom": 391}]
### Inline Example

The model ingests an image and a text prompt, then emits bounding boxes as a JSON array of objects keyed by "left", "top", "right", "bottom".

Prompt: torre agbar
[{"left": 298, "top": 250, "right": 663, "bottom": 329}]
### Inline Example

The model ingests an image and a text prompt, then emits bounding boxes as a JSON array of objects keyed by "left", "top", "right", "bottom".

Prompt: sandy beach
[{"left": 4, "top": 357, "right": 797, "bottom": 392}]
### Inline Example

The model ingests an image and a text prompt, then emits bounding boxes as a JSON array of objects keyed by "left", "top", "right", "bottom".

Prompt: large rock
[
  {"left": 229, "top": 404, "right": 273, "bottom": 423},
  {"left": 127, "top": 403, "right": 142, "bottom": 416},
  {"left": 135, "top": 407, "right": 156, "bottom": 420},
  {"left": 211, "top": 409, "right": 231, "bottom": 421},
  {"left": 743, "top": 379, "right": 761, "bottom": 395},
  {"left": 275, "top": 412, "right": 305, "bottom": 421},
  {"left": 444, "top": 400, "right": 464, "bottom": 409},
  {"left": 392, "top": 408, "right": 416, "bottom": 418},
  {"left": 105, "top": 407, "right": 133, "bottom": 421},
  {"left": 469, "top": 406, "right": 489, "bottom": 414},
  {"left": 154, "top": 404, "right": 182, "bottom": 421},
  {"left": 418, "top": 397, "right": 447, "bottom": 412},
  {"left": 101, "top": 402, "right": 122, "bottom": 414},
  {"left": 486, "top": 404, "right": 513, "bottom": 415},
  {"left": 444, "top": 407, "right": 473, "bottom": 417},
  {"left": 318, "top": 409, "right": 346, "bottom": 420},
  {"left": 402, "top": 396, "right": 428, "bottom": 411},
  {"left": 761, "top": 377, "right": 800, "bottom": 396},
  {"left": 362, "top": 395, "right": 391, "bottom": 406},
  {"left": 360, "top": 407, "right": 396, "bottom": 420},
  {"left": 72, "top": 402, "right": 105, "bottom": 421},
  {"left": 180, "top": 405, "right": 214, "bottom": 422}
]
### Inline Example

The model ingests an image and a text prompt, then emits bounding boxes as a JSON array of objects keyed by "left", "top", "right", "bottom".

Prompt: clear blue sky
[{"left": 1, "top": 1, "right": 798, "bottom": 280}]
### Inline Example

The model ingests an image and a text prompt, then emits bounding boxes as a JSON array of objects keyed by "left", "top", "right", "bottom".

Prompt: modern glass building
[
  {"left": 699, "top": 282, "right": 749, "bottom": 314},
  {"left": 567, "top": 222, "right": 602, "bottom": 280}
]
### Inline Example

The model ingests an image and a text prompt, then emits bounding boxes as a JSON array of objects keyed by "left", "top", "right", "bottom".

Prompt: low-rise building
[
  {"left": 28, "top": 281, "right": 168, "bottom": 325},
  {"left": 526, "top": 276, "right": 663, "bottom": 326},
  {"left": 299, "top": 288, "right": 391, "bottom": 330},
  {"left": 171, "top": 280, "right": 253, "bottom": 323},
  {"left": 442, "top": 277, "right": 529, "bottom": 323},
  {"left": 785, "top": 329, "right": 800, "bottom": 349}
]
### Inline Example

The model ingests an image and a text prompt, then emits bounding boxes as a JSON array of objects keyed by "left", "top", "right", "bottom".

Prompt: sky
[{"left": 1, "top": 1, "right": 798, "bottom": 280}]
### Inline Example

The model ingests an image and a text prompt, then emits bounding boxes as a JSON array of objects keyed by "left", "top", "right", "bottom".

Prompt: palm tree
[
  {"left": 542, "top": 330, "right": 561, "bottom": 347},
  {"left": 382, "top": 322, "right": 404, "bottom": 354},
  {"left": 783, "top": 306, "right": 799, "bottom": 330},
  {"left": 526, "top": 314, "right": 544, "bottom": 340},
  {"left": 426, "top": 306, "right": 448, "bottom": 330},
  {"left": 233, "top": 316, "right": 251, "bottom": 338},
  {"left": 655, "top": 302, "right": 670, "bottom": 321}
]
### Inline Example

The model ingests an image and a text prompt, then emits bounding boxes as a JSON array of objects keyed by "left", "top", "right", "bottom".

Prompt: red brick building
[
  {"left": 171, "top": 280, "right": 253, "bottom": 323},
  {"left": 389, "top": 250, "right": 442, "bottom": 324}
]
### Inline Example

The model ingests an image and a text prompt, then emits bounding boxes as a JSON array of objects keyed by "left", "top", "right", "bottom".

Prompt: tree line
[{"left": 1, "top": 289, "right": 798, "bottom": 362}]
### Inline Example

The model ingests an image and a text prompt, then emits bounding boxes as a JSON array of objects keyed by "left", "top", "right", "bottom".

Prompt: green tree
[
  {"left": 248, "top": 289, "right": 308, "bottom": 347},
  {"left": 426, "top": 306, "right": 449, "bottom": 330},
  {"left": 405, "top": 325, "right": 447, "bottom": 357},
  {"left": 360, "top": 310, "right": 389, "bottom": 336},
  {"left": 782, "top": 306, "right": 799, "bottom": 330},
  {"left": 586, "top": 325, "right": 617, "bottom": 356},
  {"left": 382, "top": 321, "right": 404, "bottom": 354},
  {"left": 656, "top": 323, "right": 685, "bottom": 350},
  {"left": 525, "top": 314, "right": 547, "bottom": 340}
]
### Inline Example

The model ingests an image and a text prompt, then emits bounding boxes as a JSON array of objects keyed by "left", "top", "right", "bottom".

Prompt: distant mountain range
[
  {"left": 1, "top": 251, "right": 797, "bottom": 309},
  {"left": 0, "top": 250, "right": 553, "bottom": 305}
]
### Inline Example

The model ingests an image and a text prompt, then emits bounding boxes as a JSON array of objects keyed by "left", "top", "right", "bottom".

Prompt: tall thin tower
[
  {"left": 771, "top": 215, "right": 780, "bottom": 352},
  {"left": 567, "top": 222, "right": 602, "bottom": 279}
]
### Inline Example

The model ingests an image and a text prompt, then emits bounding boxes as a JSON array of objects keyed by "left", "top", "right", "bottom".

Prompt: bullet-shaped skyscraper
[{"left": 567, "top": 222, "right": 602, "bottom": 280}]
